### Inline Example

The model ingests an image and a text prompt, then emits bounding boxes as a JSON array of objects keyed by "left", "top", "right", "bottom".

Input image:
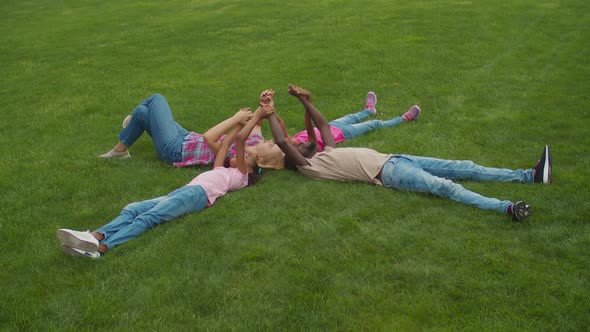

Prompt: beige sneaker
[
  {"left": 99, "top": 149, "right": 130, "bottom": 158},
  {"left": 122, "top": 115, "right": 132, "bottom": 128}
]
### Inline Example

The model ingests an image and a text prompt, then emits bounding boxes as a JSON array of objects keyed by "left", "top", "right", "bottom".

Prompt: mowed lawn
[{"left": 1, "top": 0, "right": 589, "bottom": 330}]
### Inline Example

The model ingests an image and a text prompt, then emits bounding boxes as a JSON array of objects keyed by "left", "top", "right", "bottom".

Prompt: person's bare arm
[
  {"left": 203, "top": 110, "right": 252, "bottom": 156},
  {"left": 269, "top": 113, "right": 310, "bottom": 167},
  {"left": 274, "top": 112, "right": 290, "bottom": 138},
  {"left": 235, "top": 108, "right": 272, "bottom": 174},
  {"left": 236, "top": 107, "right": 269, "bottom": 142},
  {"left": 303, "top": 109, "right": 317, "bottom": 143},
  {"left": 289, "top": 84, "right": 333, "bottom": 148},
  {"left": 213, "top": 125, "right": 242, "bottom": 168}
]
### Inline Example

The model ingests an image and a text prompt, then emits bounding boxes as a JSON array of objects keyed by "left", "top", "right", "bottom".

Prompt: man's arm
[
  {"left": 268, "top": 113, "right": 310, "bottom": 167},
  {"left": 274, "top": 112, "right": 290, "bottom": 138},
  {"left": 260, "top": 88, "right": 309, "bottom": 167}
]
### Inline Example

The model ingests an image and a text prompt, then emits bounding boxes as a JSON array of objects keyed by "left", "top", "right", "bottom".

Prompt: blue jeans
[
  {"left": 118, "top": 94, "right": 188, "bottom": 163},
  {"left": 329, "top": 109, "right": 404, "bottom": 140},
  {"left": 96, "top": 185, "right": 208, "bottom": 249},
  {"left": 380, "top": 156, "right": 534, "bottom": 213}
]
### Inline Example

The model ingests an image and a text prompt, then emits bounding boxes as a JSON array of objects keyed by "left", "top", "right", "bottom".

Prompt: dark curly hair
[{"left": 247, "top": 166, "right": 264, "bottom": 186}]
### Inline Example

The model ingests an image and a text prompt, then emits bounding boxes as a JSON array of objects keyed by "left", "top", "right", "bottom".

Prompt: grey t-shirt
[{"left": 297, "top": 146, "right": 392, "bottom": 185}]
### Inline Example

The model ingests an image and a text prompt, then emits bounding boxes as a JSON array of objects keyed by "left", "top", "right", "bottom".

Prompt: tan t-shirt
[{"left": 297, "top": 146, "right": 392, "bottom": 185}]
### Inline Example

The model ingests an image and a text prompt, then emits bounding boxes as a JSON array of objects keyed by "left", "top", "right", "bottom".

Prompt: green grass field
[{"left": 1, "top": 0, "right": 589, "bottom": 330}]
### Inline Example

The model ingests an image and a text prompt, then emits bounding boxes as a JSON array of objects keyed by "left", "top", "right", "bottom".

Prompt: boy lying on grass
[{"left": 267, "top": 85, "right": 551, "bottom": 221}]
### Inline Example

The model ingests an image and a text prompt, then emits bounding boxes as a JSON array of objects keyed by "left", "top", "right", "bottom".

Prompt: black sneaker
[
  {"left": 533, "top": 145, "right": 552, "bottom": 184},
  {"left": 511, "top": 201, "right": 532, "bottom": 221}
]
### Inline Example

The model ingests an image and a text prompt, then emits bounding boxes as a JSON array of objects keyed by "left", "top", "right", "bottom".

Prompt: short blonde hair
[{"left": 256, "top": 146, "right": 285, "bottom": 169}]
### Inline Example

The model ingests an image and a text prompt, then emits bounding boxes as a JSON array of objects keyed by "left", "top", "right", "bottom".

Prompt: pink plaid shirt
[{"left": 172, "top": 132, "right": 264, "bottom": 167}]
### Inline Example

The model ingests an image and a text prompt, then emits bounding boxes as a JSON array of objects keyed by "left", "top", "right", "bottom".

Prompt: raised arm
[
  {"left": 235, "top": 106, "right": 270, "bottom": 174},
  {"left": 303, "top": 108, "right": 317, "bottom": 143},
  {"left": 203, "top": 110, "right": 252, "bottom": 156},
  {"left": 274, "top": 112, "right": 290, "bottom": 138},
  {"left": 257, "top": 89, "right": 309, "bottom": 167},
  {"left": 268, "top": 114, "right": 310, "bottom": 167},
  {"left": 213, "top": 124, "right": 242, "bottom": 168},
  {"left": 289, "top": 84, "right": 333, "bottom": 148}
]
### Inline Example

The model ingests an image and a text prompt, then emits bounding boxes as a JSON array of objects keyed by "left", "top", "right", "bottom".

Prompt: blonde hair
[{"left": 256, "top": 147, "right": 285, "bottom": 169}]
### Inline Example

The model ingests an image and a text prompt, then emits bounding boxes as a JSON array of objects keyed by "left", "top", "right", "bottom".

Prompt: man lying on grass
[
  {"left": 225, "top": 86, "right": 421, "bottom": 170},
  {"left": 266, "top": 85, "right": 552, "bottom": 222},
  {"left": 56, "top": 91, "right": 274, "bottom": 259}
]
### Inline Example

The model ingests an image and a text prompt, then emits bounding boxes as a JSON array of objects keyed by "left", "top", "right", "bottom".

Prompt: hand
[
  {"left": 288, "top": 84, "right": 312, "bottom": 101},
  {"left": 259, "top": 89, "right": 275, "bottom": 108},
  {"left": 234, "top": 108, "right": 253, "bottom": 124},
  {"left": 259, "top": 103, "right": 275, "bottom": 117}
]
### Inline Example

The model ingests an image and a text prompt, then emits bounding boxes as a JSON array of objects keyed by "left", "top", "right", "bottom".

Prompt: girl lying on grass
[{"left": 57, "top": 95, "right": 274, "bottom": 259}]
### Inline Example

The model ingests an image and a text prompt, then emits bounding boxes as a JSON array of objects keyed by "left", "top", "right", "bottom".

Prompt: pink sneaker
[
  {"left": 365, "top": 92, "right": 377, "bottom": 114},
  {"left": 403, "top": 105, "right": 421, "bottom": 121}
]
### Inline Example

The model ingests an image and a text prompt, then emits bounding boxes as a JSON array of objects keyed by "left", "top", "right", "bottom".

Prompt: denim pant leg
[
  {"left": 381, "top": 158, "right": 511, "bottom": 213},
  {"left": 330, "top": 109, "right": 373, "bottom": 125},
  {"left": 98, "top": 185, "right": 208, "bottom": 250},
  {"left": 333, "top": 116, "right": 404, "bottom": 140},
  {"left": 118, "top": 94, "right": 188, "bottom": 163},
  {"left": 400, "top": 155, "right": 533, "bottom": 183},
  {"left": 95, "top": 196, "right": 164, "bottom": 240}
]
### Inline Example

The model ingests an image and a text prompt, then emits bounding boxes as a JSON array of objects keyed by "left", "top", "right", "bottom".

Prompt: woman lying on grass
[
  {"left": 57, "top": 98, "right": 274, "bottom": 259},
  {"left": 99, "top": 93, "right": 265, "bottom": 167}
]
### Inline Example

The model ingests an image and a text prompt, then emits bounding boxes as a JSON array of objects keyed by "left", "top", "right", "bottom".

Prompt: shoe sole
[
  {"left": 122, "top": 115, "right": 131, "bottom": 128},
  {"left": 60, "top": 244, "right": 98, "bottom": 259},
  {"left": 56, "top": 229, "right": 99, "bottom": 252},
  {"left": 543, "top": 145, "right": 551, "bottom": 184},
  {"left": 513, "top": 202, "right": 532, "bottom": 221}
]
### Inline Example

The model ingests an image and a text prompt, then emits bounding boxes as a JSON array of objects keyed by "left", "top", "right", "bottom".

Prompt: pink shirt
[
  {"left": 187, "top": 167, "right": 248, "bottom": 206},
  {"left": 293, "top": 126, "right": 345, "bottom": 152}
]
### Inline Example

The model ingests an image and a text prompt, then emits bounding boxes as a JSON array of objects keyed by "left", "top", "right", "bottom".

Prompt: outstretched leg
[
  {"left": 99, "top": 185, "right": 208, "bottom": 251},
  {"left": 331, "top": 105, "right": 420, "bottom": 140},
  {"left": 402, "top": 155, "right": 534, "bottom": 183},
  {"left": 381, "top": 158, "right": 513, "bottom": 213}
]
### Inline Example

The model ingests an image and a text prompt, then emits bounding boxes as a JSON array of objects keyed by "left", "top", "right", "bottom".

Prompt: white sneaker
[
  {"left": 56, "top": 229, "right": 99, "bottom": 252},
  {"left": 99, "top": 149, "right": 130, "bottom": 159},
  {"left": 122, "top": 115, "right": 132, "bottom": 128},
  {"left": 61, "top": 244, "right": 101, "bottom": 259}
]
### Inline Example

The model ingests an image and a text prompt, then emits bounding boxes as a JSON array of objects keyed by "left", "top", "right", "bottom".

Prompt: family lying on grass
[{"left": 57, "top": 85, "right": 552, "bottom": 259}]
